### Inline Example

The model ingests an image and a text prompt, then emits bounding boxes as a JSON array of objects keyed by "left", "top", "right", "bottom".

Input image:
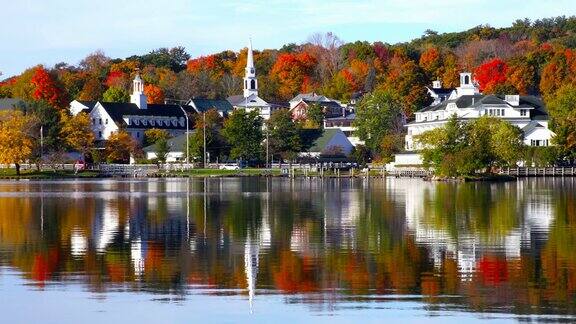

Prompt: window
[
  {"left": 251, "top": 79, "right": 256, "bottom": 89},
  {"left": 137, "top": 132, "right": 140, "bottom": 138},
  {"left": 105, "top": 119, "right": 108, "bottom": 125},
  {"left": 520, "top": 109, "right": 527, "bottom": 116},
  {"left": 501, "top": 109, "right": 505, "bottom": 116},
  {"left": 99, "top": 118, "right": 102, "bottom": 125},
  {"left": 91, "top": 118, "right": 95, "bottom": 124},
  {"left": 98, "top": 131, "right": 102, "bottom": 138},
  {"left": 464, "top": 75, "right": 470, "bottom": 84}
]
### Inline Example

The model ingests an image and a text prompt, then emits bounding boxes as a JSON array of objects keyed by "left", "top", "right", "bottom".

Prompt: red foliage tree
[
  {"left": 144, "top": 84, "right": 165, "bottom": 104},
  {"left": 473, "top": 58, "right": 508, "bottom": 93},
  {"left": 105, "top": 70, "right": 127, "bottom": 88},
  {"left": 30, "top": 66, "right": 65, "bottom": 108}
]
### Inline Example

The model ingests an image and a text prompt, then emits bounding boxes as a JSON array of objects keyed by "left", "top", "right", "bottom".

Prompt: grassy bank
[{"left": 0, "top": 168, "right": 103, "bottom": 179}]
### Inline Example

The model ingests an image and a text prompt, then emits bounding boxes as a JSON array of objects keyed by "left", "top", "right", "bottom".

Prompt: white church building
[
  {"left": 227, "top": 40, "right": 274, "bottom": 120},
  {"left": 390, "top": 72, "right": 555, "bottom": 168}
]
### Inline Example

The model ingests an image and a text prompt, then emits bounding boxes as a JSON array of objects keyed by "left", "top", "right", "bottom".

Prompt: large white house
[
  {"left": 70, "top": 74, "right": 194, "bottom": 144},
  {"left": 390, "top": 72, "right": 555, "bottom": 168},
  {"left": 227, "top": 40, "right": 274, "bottom": 120},
  {"left": 69, "top": 75, "right": 233, "bottom": 145}
]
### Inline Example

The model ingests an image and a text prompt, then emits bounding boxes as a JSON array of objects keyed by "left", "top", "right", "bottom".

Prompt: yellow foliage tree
[
  {"left": 60, "top": 112, "right": 95, "bottom": 158},
  {"left": 104, "top": 130, "right": 139, "bottom": 163},
  {"left": 0, "top": 111, "right": 38, "bottom": 175}
]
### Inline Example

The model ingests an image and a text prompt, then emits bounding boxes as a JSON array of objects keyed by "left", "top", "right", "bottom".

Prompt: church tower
[
  {"left": 131, "top": 73, "right": 147, "bottom": 109},
  {"left": 243, "top": 39, "right": 258, "bottom": 98}
]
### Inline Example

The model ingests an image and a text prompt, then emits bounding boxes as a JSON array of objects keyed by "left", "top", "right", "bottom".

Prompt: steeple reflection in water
[{"left": 0, "top": 177, "right": 574, "bottom": 322}]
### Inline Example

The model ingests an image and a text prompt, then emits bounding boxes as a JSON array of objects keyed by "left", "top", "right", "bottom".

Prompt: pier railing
[{"left": 501, "top": 167, "right": 576, "bottom": 177}]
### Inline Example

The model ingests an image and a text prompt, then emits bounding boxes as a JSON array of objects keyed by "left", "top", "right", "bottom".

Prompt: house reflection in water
[{"left": 0, "top": 177, "right": 575, "bottom": 318}]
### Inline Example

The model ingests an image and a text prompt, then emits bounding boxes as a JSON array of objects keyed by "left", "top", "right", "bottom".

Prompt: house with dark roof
[
  {"left": 290, "top": 99, "right": 345, "bottom": 121},
  {"left": 288, "top": 92, "right": 339, "bottom": 109},
  {"left": 70, "top": 74, "right": 195, "bottom": 144},
  {"left": 404, "top": 72, "right": 555, "bottom": 152},
  {"left": 299, "top": 129, "right": 354, "bottom": 158},
  {"left": 187, "top": 98, "right": 234, "bottom": 117}
]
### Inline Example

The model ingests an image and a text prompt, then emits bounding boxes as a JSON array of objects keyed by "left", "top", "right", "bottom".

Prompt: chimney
[{"left": 432, "top": 80, "right": 442, "bottom": 89}]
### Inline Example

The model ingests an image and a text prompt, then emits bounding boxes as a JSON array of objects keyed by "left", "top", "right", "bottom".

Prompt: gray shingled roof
[
  {"left": 98, "top": 102, "right": 195, "bottom": 129},
  {"left": 188, "top": 98, "right": 233, "bottom": 113}
]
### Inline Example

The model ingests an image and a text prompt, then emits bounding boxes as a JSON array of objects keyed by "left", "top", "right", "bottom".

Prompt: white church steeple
[
  {"left": 243, "top": 39, "right": 258, "bottom": 97},
  {"left": 131, "top": 72, "right": 147, "bottom": 109}
]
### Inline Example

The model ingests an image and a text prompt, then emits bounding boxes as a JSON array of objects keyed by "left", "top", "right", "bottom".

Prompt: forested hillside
[{"left": 2, "top": 15, "right": 576, "bottom": 119}]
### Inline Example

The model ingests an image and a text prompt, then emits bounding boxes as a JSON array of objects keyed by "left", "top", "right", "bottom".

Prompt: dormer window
[{"left": 142, "top": 119, "right": 148, "bottom": 126}]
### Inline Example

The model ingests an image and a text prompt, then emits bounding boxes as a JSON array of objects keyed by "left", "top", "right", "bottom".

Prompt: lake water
[{"left": 0, "top": 177, "right": 574, "bottom": 323}]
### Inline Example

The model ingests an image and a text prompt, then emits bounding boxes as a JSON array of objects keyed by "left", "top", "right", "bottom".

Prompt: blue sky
[{"left": 1, "top": 0, "right": 575, "bottom": 78}]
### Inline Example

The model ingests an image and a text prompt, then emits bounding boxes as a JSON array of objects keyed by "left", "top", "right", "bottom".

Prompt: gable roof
[
  {"left": 300, "top": 128, "right": 349, "bottom": 153},
  {"left": 188, "top": 98, "right": 234, "bottom": 114},
  {"left": 289, "top": 93, "right": 329, "bottom": 103}
]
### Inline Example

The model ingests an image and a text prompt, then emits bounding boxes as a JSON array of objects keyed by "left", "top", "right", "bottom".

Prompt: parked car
[{"left": 219, "top": 164, "right": 240, "bottom": 170}]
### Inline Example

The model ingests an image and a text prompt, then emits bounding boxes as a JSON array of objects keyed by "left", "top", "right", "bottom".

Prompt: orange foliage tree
[
  {"left": 473, "top": 58, "right": 508, "bottom": 93},
  {"left": 270, "top": 52, "right": 317, "bottom": 100},
  {"left": 540, "top": 49, "right": 576, "bottom": 97},
  {"left": 144, "top": 84, "right": 165, "bottom": 104}
]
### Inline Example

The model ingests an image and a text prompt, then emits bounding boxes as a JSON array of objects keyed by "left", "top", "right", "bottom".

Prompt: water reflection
[{"left": 0, "top": 177, "right": 575, "bottom": 319}]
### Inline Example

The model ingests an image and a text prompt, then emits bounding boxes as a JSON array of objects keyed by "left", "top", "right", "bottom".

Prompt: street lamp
[
  {"left": 178, "top": 105, "right": 190, "bottom": 169},
  {"left": 203, "top": 111, "right": 207, "bottom": 167}
]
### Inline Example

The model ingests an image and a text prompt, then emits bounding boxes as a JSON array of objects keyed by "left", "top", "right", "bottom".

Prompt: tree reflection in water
[{"left": 0, "top": 177, "right": 574, "bottom": 316}]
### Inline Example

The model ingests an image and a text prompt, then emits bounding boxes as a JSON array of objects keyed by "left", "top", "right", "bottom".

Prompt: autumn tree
[
  {"left": 78, "top": 78, "right": 104, "bottom": 101},
  {"left": 222, "top": 109, "right": 263, "bottom": 161},
  {"left": 380, "top": 53, "right": 430, "bottom": 117},
  {"left": 16, "top": 100, "right": 63, "bottom": 157},
  {"left": 546, "top": 84, "right": 576, "bottom": 160},
  {"left": 539, "top": 49, "right": 576, "bottom": 97},
  {"left": 60, "top": 112, "right": 94, "bottom": 159},
  {"left": 104, "top": 131, "right": 139, "bottom": 163},
  {"left": 144, "top": 84, "right": 165, "bottom": 104},
  {"left": 270, "top": 52, "right": 316, "bottom": 100},
  {"left": 30, "top": 66, "right": 66, "bottom": 108},
  {"left": 102, "top": 86, "right": 129, "bottom": 102},
  {"left": 473, "top": 58, "right": 508, "bottom": 93},
  {"left": 0, "top": 111, "right": 38, "bottom": 175},
  {"left": 144, "top": 129, "right": 170, "bottom": 163}
]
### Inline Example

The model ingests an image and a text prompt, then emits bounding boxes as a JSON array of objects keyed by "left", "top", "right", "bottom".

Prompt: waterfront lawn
[{"left": 0, "top": 168, "right": 101, "bottom": 179}]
